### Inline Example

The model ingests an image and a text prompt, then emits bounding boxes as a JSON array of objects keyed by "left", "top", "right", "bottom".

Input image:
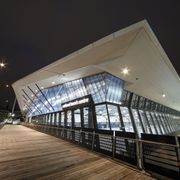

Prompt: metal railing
[
  {"left": 0, "top": 122, "right": 4, "bottom": 130},
  {"left": 22, "top": 123, "right": 180, "bottom": 179}
]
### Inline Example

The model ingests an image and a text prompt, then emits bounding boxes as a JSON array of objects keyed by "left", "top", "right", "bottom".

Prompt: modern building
[{"left": 12, "top": 20, "right": 180, "bottom": 137}]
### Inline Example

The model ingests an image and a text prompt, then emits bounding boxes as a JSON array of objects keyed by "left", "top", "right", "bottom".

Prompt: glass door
[
  {"left": 74, "top": 109, "right": 81, "bottom": 127},
  {"left": 66, "top": 110, "right": 72, "bottom": 127}
]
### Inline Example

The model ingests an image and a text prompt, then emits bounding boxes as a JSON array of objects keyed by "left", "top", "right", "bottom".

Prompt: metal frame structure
[{"left": 26, "top": 72, "right": 180, "bottom": 137}]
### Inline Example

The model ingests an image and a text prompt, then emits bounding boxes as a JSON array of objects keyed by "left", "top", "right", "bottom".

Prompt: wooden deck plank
[{"left": 0, "top": 125, "right": 154, "bottom": 179}]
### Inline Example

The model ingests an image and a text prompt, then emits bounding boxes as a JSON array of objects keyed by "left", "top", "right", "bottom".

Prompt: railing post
[
  {"left": 112, "top": 131, "right": 116, "bottom": 158},
  {"left": 175, "top": 136, "right": 180, "bottom": 174},
  {"left": 91, "top": 131, "right": 95, "bottom": 151},
  {"left": 79, "top": 129, "right": 82, "bottom": 144},
  {"left": 136, "top": 138, "right": 143, "bottom": 169}
]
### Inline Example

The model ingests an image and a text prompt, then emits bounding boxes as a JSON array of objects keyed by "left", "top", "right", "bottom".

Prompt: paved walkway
[{"left": 0, "top": 125, "right": 154, "bottom": 180}]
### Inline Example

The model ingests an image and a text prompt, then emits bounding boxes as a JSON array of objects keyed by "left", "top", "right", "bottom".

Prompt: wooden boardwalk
[{"left": 0, "top": 125, "right": 154, "bottom": 180}]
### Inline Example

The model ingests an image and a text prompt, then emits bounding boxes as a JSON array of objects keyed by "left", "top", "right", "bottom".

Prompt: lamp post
[{"left": 0, "top": 62, "right": 5, "bottom": 68}]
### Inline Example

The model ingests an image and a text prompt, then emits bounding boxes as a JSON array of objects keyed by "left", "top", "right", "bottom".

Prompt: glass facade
[
  {"left": 96, "top": 105, "right": 110, "bottom": 130},
  {"left": 27, "top": 72, "right": 180, "bottom": 137}
]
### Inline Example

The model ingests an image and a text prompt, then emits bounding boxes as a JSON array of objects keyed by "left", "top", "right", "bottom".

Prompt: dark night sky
[{"left": 0, "top": 0, "right": 180, "bottom": 110}]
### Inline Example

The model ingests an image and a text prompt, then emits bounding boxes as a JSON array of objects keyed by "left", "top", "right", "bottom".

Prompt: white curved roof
[{"left": 12, "top": 20, "right": 180, "bottom": 113}]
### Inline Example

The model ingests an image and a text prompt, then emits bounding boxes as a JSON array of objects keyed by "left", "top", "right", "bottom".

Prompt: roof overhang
[{"left": 12, "top": 20, "right": 180, "bottom": 113}]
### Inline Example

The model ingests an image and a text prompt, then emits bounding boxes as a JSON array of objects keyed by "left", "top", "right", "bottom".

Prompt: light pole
[{"left": 0, "top": 62, "right": 5, "bottom": 68}]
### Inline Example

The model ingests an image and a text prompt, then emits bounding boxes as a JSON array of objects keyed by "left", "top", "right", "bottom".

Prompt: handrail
[
  {"left": 21, "top": 122, "right": 180, "bottom": 178},
  {"left": 22, "top": 123, "right": 180, "bottom": 148}
]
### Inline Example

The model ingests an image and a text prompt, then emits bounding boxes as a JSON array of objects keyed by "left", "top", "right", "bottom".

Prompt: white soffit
[{"left": 97, "top": 24, "right": 180, "bottom": 111}]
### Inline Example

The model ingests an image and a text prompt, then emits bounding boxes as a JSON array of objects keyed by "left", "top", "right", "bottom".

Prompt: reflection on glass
[
  {"left": 83, "top": 107, "right": 94, "bottom": 128},
  {"left": 155, "top": 113, "right": 165, "bottom": 134},
  {"left": 45, "top": 115, "right": 48, "bottom": 124},
  {"left": 132, "top": 109, "right": 143, "bottom": 136},
  {"left": 96, "top": 105, "right": 110, "bottom": 130},
  {"left": 83, "top": 107, "right": 89, "bottom": 128},
  {"left": 56, "top": 113, "right": 59, "bottom": 126},
  {"left": 165, "top": 115, "right": 173, "bottom": 132},
  {"left": 139, "top": 110, "right": 150, "bottom": 134},
  {"left": 146, "top": 112, "right": 156, "bottom": 134},
  {"left": 28, "top": 73, "right": 125, "bottom": 117},
  {"left": 48, "top": 114, "right": 51, "bottom": 125},
  {"left": 120, "top": 107, "right": 134, "bottom": 132},
  {"left": 151, "top": 112, "right": 161, "bottom": 134},
  {"left": 67, "top": 110, "right": 72, "bottom": 127},
  {"left": 159, "top": 114, "right": 168, "bottom": 133},
  {"left": 161, "top": 114, "right": 170, "bottom": 133},
  {"left": 107, "top": 105, "right": 121, "bottom": 130},
  {"left": 74, "top": 109, "right": 81, "bottom": 127},
  {"left": 61, "top": 112, "right": 64, "bottom": 126},
  {"left": 52, "top": 113, "right": 55, "bottom": 125}
]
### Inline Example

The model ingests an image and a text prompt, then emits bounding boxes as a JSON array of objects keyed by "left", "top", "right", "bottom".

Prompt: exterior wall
[{"left": 27, "top": 72, "right": 180, "bottom": 137}]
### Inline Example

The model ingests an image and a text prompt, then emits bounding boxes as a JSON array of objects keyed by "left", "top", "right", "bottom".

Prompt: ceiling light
[
  {"left": 31, "top": 94, "right": 34, "bottom": 97},
  {"left": 162, "top": 94, "right": 166, "bottom": 98},
  {"left": 6, "top": 85, "right": 9, "bottom": 88},
  {"left": 35, "top": 89, "right": 38, "bottom": 92},
  {"left": 52, "top": 81, "right": 55, "bottom": 85},
  {"left": 40, "top": 86, "right": 44, "bottom": 89},
  {"left": 122, "top": 67, "right": 130, "bottom": 75},
  {"left": 23, "top": 107, "right": 27, "bottom": 111}
]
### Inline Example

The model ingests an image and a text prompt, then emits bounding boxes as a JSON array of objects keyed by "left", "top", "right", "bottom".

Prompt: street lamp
[{"left": 0, "top": 62, "right": 5, "bottom": 68}]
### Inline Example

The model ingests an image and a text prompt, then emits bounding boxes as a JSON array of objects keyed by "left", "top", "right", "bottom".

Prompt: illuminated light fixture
[
  {"left": 31, "top": 94, "right": 34, "bottom": 97},
  {"left": 35, "top": 89, "right": 38, "bottom": 92},
  {"left": 0, "top": 62, "right": 5, "bottom": 68},
  {"left": 52, "top": 81, "right": 55, "bottom": 85},
  {"left": 6, "top": 85, "right": 9, "bottom": 88},
  {"left": 162, "top": 94, "right": 166, "bottom": 98},
  {"left": 40, "top": 86, "right": 44, "bottom": 89},
  {"left": 23, "top": 107, "right": 27, "bottom": 111},
  {"left": 121, "top": 67, "right": 130, "bottom": 75}
]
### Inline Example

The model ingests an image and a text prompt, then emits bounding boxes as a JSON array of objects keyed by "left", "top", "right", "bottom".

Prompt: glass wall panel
[
  {"left": 83, "top": 74, "right": 106, "bottom": 103},
  {"left": 96, "top": 105, "right": 110, "bottom": 130},
  {"left": 120, "top": 107, "right": 134, "bottom": 132},
  {"left": 74, "top": 109, "right": 81, "bottom": 127},
  {"left": 52, "top": 113, "right": 55, "bottom": 125},
  {"left": 139, "top": 110, "right": 150, "bottom": 134},
  {"left": 66, "top": 110, "right": 72, "bottom": 127},
  {"left": 160, "top": 113, "right": 169, "bottom": 134},
  {"left": 146, "top": 112, "right": 156, "bottom": 134},
  {"left": 155, "top": 113, "right": 165, "bottom": 134},
  {"left": 106, "top": 74, "right": 124, "bottom": 104},
  {"left": 107, "top": 104, "right": 121, "bottom": 131},
  {"left": 27, "top": 72, "right": 125, "bottom": 117},
  {"left": 48, "top": 114, "right": 51, "bottom": 125},
  {"left": 45, "top": 115, "right": 48, "bottom": 124},
  {"left": 150, "top": 112, "right": 161, "bottom": 134},
  {"left": 56, "top": 113, "right": 59, "bottom": 126},
  {"left": 166, "top": 115, "right": 174, "bottom": 132},
  {"left": 162, "top": 114, "right": 170, "bottom": 133},
  {"left": 132, "top": 109, "right": 143, "bottom": 136},
  {"left": 165, "top": 114, "right": 172, "bottom": 133},
  {"left": 83, "top": 107, "right": 89, "bottom": 128},
  {"left": 61, "top": 112, "right": 64, "bottom": 126},
  {"left": 164, "top": 115, "right": 171, "bottom": 133}
]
